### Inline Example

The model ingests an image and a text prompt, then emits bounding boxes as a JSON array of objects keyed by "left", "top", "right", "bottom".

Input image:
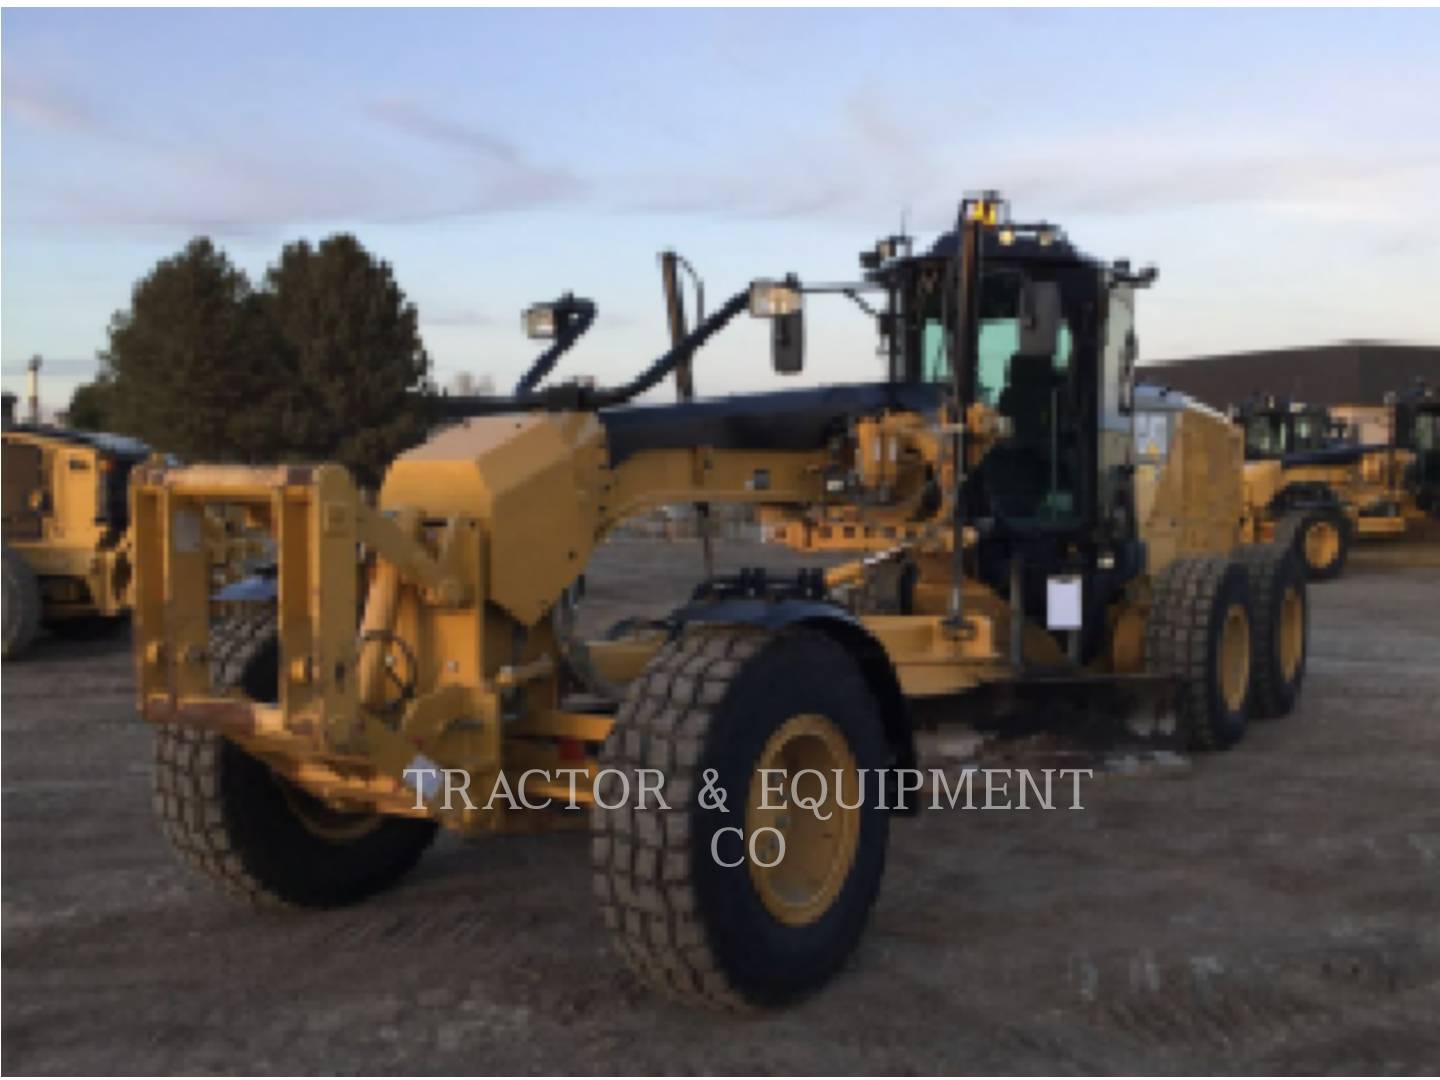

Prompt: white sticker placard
[{"left": 1046, "top": 575, "right": 1083, "bottom": 631}]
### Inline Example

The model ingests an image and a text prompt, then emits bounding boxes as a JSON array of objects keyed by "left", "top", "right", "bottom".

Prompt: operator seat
[{"left": 979, "top": 353, "right": 1061, "bottom": 522}]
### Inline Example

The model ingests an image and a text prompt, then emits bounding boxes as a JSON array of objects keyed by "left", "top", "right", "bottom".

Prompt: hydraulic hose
[
  {"left": 584, "top": 289, "right": 747, "bottom": 408},
  {"left": 433, "top": 287, "right": 749, "bottom": 420}
]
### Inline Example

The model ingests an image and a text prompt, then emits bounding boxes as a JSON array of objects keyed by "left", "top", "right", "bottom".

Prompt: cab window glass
[
  {"left": 1246, "top": 416, "right": 1285, "bottom": 455},
  {"left": 1417, "top": 414, "right": 1439, "bottom": 451},
  {"left": 1293, "top": 414, "right": 1322, "bottom": 450},
  {"left": 970, "top": 272, "right": 1073, "bottom": 405},
  {"left": 921, "top": 320, "right": 947, "bottom": 382},
  {"left": 920, "top": 274, "right": 1072, "bottom": 398},
  {"left": 976, "top": 321, "right": 1018, "bottom": 405}
]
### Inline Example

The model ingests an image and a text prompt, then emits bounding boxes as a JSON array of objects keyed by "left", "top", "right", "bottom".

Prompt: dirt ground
[{"left": 3, "top": 540, "right": 1439, "bottom": 1075}]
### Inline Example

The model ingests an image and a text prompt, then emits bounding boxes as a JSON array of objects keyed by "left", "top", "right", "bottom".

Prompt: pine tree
[
  {"left": 265, "top": 234, "right": 435, "bottom": 486},
  {"left": 93, "top": 234, "right": 436, "bottom": 485},
  {"left": 65, "top": 376, "right": 117, "bottom": 431},
  {"left": 102, "top": 238, "right": 284, "bottom": 461}
]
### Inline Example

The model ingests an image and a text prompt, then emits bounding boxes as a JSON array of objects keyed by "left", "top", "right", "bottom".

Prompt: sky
[{"left": 3, "top": 8, "right": 1439, "bottom": 413}]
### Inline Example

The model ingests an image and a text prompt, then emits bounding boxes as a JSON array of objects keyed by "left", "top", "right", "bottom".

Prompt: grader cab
[{"left": 132, "top": 193, "right": 1308, "bottom": 1009}]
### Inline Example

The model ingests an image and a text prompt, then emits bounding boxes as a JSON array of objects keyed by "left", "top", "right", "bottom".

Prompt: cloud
[
  {"left": 366, "top": 98, "right": 585, "bottom": 209},
  {"left": 614, "top": 104, "right": 1440, "bottom": 261},
  {"left": 614, "top": 94, "right": 941, "bottom": 225},
  {"left": 1, "top": 74, "right": 102, "bottom": 135},
  {"left": 845, "top": 93, "right": 921, "bottom": 161},
  {"left": 6, "top": 56, "right": 1434, "bottom": 257},
  {"left": 618, "top": 170, "right": 852, "bottom": 222},
  {"left": 996, "top": 137, "right": 1440, "bottom": 220},
  {"left": 4, "top": 80, "right": 589, "bottom": 234},
  {"left": 368, "top": 99, "right": 526, "bottom": 165}
]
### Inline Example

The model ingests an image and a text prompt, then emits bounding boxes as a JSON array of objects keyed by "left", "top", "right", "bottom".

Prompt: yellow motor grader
[
  {"left": 2, "top": 410, "right": 151, "bottom": 657},
  {"left": 131, "top": 194, "right": 1308, "bottom": 1010},
  {"left": 1228, "top": 394, "right": 1423, "bottom": 580},
  {"left": 2, "top": 404, "right": 267, "bottom": 659}
]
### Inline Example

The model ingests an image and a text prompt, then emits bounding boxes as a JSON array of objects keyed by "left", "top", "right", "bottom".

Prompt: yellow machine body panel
[
  {"left": 2, "top": 429, "right": 134, "bottom": 619},
  {"left": 1131, "top": 395, "right": 1247, "bottom": 574}
]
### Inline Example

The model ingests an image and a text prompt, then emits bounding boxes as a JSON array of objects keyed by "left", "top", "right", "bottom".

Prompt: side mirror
[{"left": 772, "top": 312, "right": 804, "bottom": 375}]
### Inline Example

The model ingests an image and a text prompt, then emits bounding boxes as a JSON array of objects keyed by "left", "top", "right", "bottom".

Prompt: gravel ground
[{"left": 3, "top": 540, "right": 1439, "bottom": 1074}]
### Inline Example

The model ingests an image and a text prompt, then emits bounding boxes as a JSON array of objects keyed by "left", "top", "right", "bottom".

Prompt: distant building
[
  {"left": 1140, "top": 341, "right": 1439, "bottom": 408},
  {"left": 1139, "top": 341, "right": 1439, "bottom": 443}
]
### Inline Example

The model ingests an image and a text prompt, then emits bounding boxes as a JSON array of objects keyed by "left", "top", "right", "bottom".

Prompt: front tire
[
  {"left": 152, "top": 613, "right": 436, "bottom": 907},
  {"left": 592, "top": 625, "right": 891, "bottom": 1010},
  {"left": 153, "top": 726, "right": 438, "bottom": 907},
  {"left": 2, "top": 544, "right": 42, "bottom": 659}
]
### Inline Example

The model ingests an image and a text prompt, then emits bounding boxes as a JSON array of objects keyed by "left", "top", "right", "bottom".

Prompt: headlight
[{"left": 522, "top": 304, "right": 557, "bottom": 340}]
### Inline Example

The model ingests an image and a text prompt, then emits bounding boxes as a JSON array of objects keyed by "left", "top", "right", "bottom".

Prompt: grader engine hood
[
  {"left": 386, "top": 411, "right": 607, "bottom": 627},
  {"left": 1134, "top": 388, "right": 1247, "bottom": 573}
]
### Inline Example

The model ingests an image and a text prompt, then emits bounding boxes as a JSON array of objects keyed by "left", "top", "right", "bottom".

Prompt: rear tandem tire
[
  {"left": 592, "top": 625, "right": 891, "bottom": 1011},
  {"left": 1, "top": 544, "right": 42, "bottom": 660},
  {"left": 152, "top": 613, "right": 436, "bottom": 908},
  {"left": 1146, "top": 556, "right": 1256, "bottom": 751},
  {"left": 1233, "top": 543, "right": 1308, "bottom": 718}
]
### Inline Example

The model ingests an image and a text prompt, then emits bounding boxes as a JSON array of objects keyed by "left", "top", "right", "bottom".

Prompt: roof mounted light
[
  {"left": 961, "top": 190, "right": 1009, "bottom": 226},
  {"left": 523, "top": 303, "right": 558, "bottom": 340},
  {"left": 748, "top": 278, "right": 803, "bottom": 318}
]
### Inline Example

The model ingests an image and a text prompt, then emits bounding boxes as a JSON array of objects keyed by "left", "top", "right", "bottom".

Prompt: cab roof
[{"left": 2, "top": 422, "right": 151, "bottom": 460}]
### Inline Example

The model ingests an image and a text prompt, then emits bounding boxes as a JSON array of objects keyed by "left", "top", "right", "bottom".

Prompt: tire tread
[{"left": 592, "top": 625, "right": 768, "bottom": 1012}]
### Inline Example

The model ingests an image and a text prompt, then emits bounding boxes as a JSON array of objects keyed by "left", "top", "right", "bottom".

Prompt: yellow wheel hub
[
  {"left": 1278, "top": 585, "right": 1304, "bottom": 682},
  {"left": 1218, "top": 602, "right": 1251, "bottom": 713},
  {"left": 1304, "top": 519, "right": 1340, "bottom": 571},
  {"left": 281, "top": 783, "right": 382, "bottom": 842},
  {"left": 746, "top": 714, "right": 861, "bottom": 927}
]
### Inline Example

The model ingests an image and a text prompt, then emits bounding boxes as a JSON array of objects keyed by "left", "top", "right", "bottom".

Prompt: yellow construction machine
[
  {"left": 1229, "top": 394, "right": 1424, "bottom": 579},
  {"left": 3, "top": 402, "right": 151, "bottom": 657},
  {"left": 2, "top": 397, "right": 265, "bottom": 659},
  {"left": 1387, "top": 379, "right": 1440, "bottom": 521},
  {"left": 131, "top": 193, "right": 1308, "bottom": 1009}
]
